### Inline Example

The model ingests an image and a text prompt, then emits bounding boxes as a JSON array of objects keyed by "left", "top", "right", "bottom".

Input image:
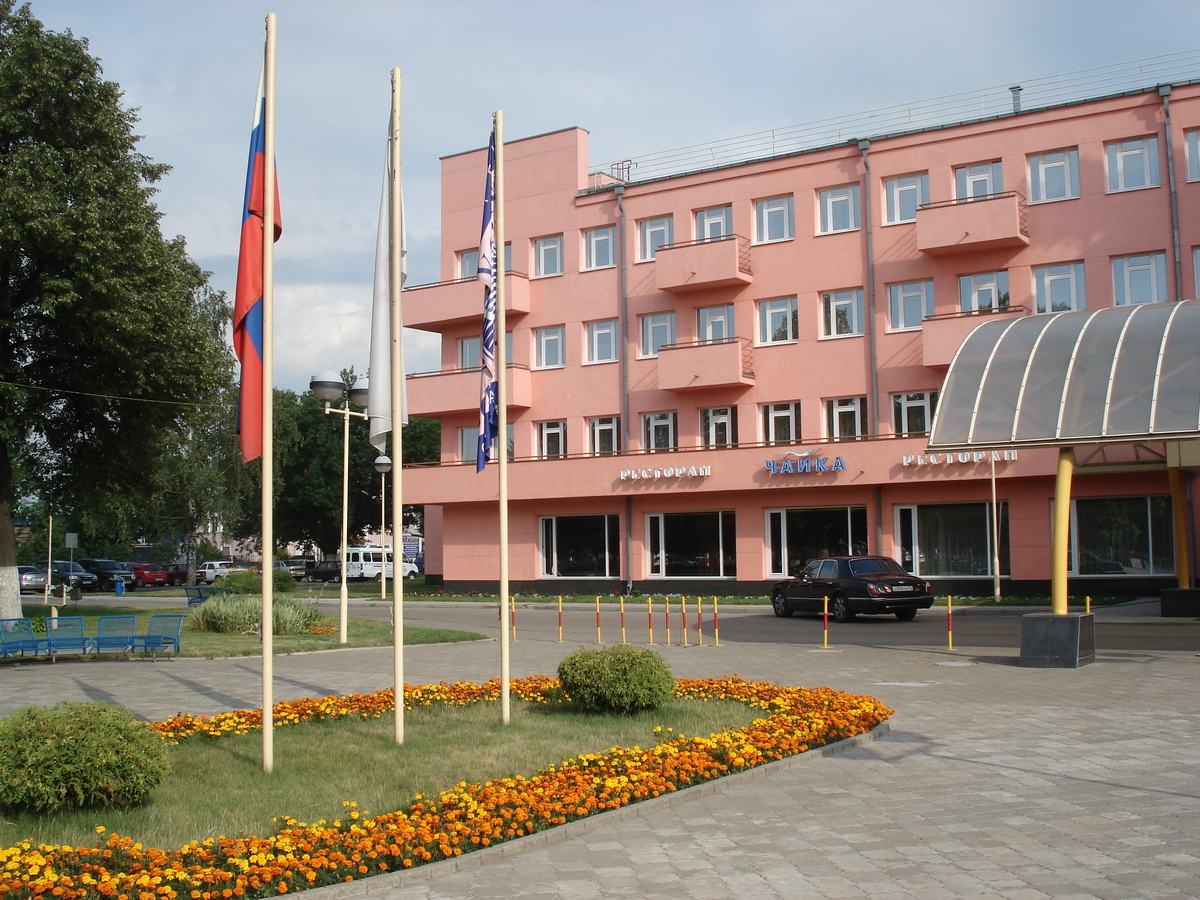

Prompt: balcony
[
  {"left": 405, "top": 365, "right": 532, "bottom": 416},
  {"left": 402, "top": 273, "right": 531, "bottom": 331},
  {"left": 915, "top": 192, "right": 1030, "bottom": 256},
  {"left": 658, "top": 337, "right": 755, "bottom": 391},
  {"left": 922, "top": 306, "right": 1028, "bottom": 368},
  {"left": 655, "top": 235, "right": 753, "bottom": 293}
]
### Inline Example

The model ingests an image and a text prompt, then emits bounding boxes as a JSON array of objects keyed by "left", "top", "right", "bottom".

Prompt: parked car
[
  {"left": 125, "top": 563, "right": 169, "bottom": 588},
  {"left": 78, "top": 558, "right": 136, "bottom": 592},
  {"left": 49, "top": 560, "right": 99, "bottom": 591},
  {"left": 196, "top": 560, "right": 247, "bottom": 584},
  {"left": 771, "top": 556, "right": 934, "bottom": 622},
  {"left": 17, "top": 565, "right": 47, "bottom": 593},
  {"left": 161, "top": 563, "right": 189, "bottom": 586},
  {"left": 286, "top": 557, "right": 314, "bottom": 577}
]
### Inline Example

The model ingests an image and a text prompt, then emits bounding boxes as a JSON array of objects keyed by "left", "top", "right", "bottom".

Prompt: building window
[
  {"left": 458, "top": 249, "right": 479, "bottom": 279},
  {"left": 536, "top": 420, "right": 567, "bottom": 459},
  {"left": 701, "top": 407, "right": 738, "bottom": 448},
  {"left": 767, "top": 507, "right": 867, "bottom": 577},
  {"left": 955, "top": 161, "right": 1003, "bottom": 200},
  {"left": 897, "top": 503, "right": 1009, "bottom": 576},
  {"left": 639, "top": 216, "right": 673, "bottom": 260},
  {"left": 826, "top": 396, "right": 867, "bottom": 441},
  {"left": 893, "top": 391, "right": 938, "bottom": 436},
  {"left": 697, "top": 305, "right": 734, "bottom": 343},
  {"left": 534, "top": 325, "right": 565, "bottom": 368},
  {"left": 642, "top": 411, "right": 677, "bottom": 452},
  {"left": 458, "top": 336, "right": 480, "bottom": 370},
  {"left": 1113, "top": 253, "right": 1167, "bottom": 305},
  {"left": 588, "top": 415, "right": 621, "bottom": 456},
  {"left": 586, "top": 319, "right": 619, "bottom": 363},
  {"left": 762, "top": 402, "right": 801, "bottom": 445},
  {"left": 758, "top": 297, "right": 798, "bottom": 344},
  {"left": 818, "top": 184, "right": 860, "bottom": 233},
  {"left": 884, "top": 172, "right": 929, "bottom": 224},
  {"left": 541, "top": 514, "right": 620, "bottom": 577},
  {"left": 1107, "top": 137, "right": 1160, "bottom": 192},
  {"left": 822, "top": 288, "right": 865, "bottom": 337},
  {"left": 755, "top": 195, "right": 794, "bottom": 243},
  {"left": 1072, "top": 496, "right": 1173, "bottom": 575},
  {"left": 695, "top": 205, "right": 732, "bottom": 241},
  {"left": 1034, "top": 262, "right": 1086, "bottom": 313},
  {"left": 459, "top": 425, "right": 513, "bottom": 463},
  {"left": 959, "top": 271, "right": 1010, "bottom": 313},
  {"left": 1188, "top": 130, "right": 1200, "bottom": 182},
  {"left": 1028, "top": 149, "right": 1080, "bottom": 203},
  {"left": 583, "top": 226, "right": 616, "bottom": 270},
  {"left": 888, "top": 280, "right": 934, "bottom": 331},
  {"left": 647, "top": 511, "right": 737, "bottom": 578},
  {"left": 533, "top": 235, "right": 563, "bottom": 277},
  {"left": 639, "top": 312, "right": 676, "bottom": 357}
]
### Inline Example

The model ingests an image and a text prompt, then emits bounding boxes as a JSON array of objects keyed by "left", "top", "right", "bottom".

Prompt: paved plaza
[{"left": 3, "top": 600, "right": 1199, "bottom": 899}]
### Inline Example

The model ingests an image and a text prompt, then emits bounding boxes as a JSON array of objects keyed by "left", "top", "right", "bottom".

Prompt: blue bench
[
  {"left": 0, "top": 618, "right": 51, "bottom": 659},
  {"left": 45, "top": 615, "right": 89, "bottom": 658},
  {"left": 91, "top": 615, "right": 136, "bottom": 654},
  {"left": 131, "top": 614, "right": 186, "bottom": 660},
  {"left": 183, "top": 585, "right": 231, "bottom": 606}
]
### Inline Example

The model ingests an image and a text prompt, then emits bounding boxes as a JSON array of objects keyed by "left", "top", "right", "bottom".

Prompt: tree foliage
[{"left": 0, "top": 3, "right": 232, "bottom": 614}]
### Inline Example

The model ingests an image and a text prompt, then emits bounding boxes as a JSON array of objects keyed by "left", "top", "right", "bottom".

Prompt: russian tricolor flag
[{"left": 233, "top": 67, "right": 281, "bottom": 463}]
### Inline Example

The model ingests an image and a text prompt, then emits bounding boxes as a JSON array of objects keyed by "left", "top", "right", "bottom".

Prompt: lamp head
[{"left": 310, "top": 370, "right": 346, "bottom": 403}]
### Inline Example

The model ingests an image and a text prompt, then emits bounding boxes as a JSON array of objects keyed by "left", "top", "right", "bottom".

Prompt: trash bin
[{"left": 113, "top": 578, "right": 124, "bottom": 596}]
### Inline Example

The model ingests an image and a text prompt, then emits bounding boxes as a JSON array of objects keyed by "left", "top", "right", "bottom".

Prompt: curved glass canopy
[{"left": 927, "top": 299, "right": 1200, "bottom": 451}]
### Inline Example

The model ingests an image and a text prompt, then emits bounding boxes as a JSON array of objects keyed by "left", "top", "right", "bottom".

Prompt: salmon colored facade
[{"left": 403, "top": 81, "right": 1200, "bottom": 596}]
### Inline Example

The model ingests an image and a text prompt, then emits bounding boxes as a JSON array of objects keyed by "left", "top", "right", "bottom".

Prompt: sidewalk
[{"left": 3, "top": 604, "right": 1199, "bottom": 898}]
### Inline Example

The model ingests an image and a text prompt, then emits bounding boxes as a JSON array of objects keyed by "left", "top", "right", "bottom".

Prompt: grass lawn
[{"left": 0, "top": 696, "right": 759, "bottom": 851}]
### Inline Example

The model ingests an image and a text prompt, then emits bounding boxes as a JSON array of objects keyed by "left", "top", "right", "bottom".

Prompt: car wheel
[
  {"left": 406, "top": 570, "right": 418, "bottom": 581},
  {"left": 332, "top": 573, "right": 341, "bottom": 583},
  {"left": 771, "top": 589, "right": 793, "bottom": 618},
  {"left": 895, "top": 608, "right": 918, "bottom": 621},
  {"left": 135, "top": 578, "right": 145, "bottom": 589},
  {"left": 832, "top": 594, "right": 855, "bottom": 623}
]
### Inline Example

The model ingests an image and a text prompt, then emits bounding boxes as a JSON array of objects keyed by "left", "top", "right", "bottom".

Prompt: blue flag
[{"left": 477, "top": 130, "right": 499, "bottom": 472}]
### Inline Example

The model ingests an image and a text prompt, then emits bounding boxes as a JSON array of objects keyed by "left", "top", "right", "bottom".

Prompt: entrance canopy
[{"left": 928, "top": 299, "right": 1200, "bottom": 452}]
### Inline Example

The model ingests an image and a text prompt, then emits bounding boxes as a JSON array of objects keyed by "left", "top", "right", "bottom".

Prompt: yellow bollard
[
  {"left": 620, "top": 595, "right": 627, "bottom": 644},
  {"left": 557, "top": 595, "right": 563, "bottom": 643},
  {"left": 647, "top": 596, "right": 655, "bottom": 645},
  {"left": 1086, "top": 595, "right": 1092, "bottom": 614},
  {"left": 947, "top": 595, "right": 954, "bottom": 651},
  {"left": 664, "top": 597, "right": 672, "bottom": 646},
  {"left": 822, "top": 595, "right": 829, "bottom": 648},
  {"left": 712, "top": 595, "right": 720, "bottom": 646},
  {"left": 595, "top": 596, "right": 602, "bottom": 644},
  {"left": 697, "top": 596, "right": 704, "bottom": 646},
  {"left": 682, "top": 595, "right": 690, "bottom": 647}
]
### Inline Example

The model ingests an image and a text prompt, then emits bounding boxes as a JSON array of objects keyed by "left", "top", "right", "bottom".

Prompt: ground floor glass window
[
  {"left": 541, "top": 515, "right": 620, "bottom": 577},
  {"left": 897, "top": 502, "right": 1009, "bottom": 576},
  {"left": 766, "top": 507, "right": 867, "bottom": 577},
  {"left": 647, "top": 511, "right": 736, "bottom": 577},
  {"left": 1073, "top": 496, "right": 1173, "bottom": 575}
]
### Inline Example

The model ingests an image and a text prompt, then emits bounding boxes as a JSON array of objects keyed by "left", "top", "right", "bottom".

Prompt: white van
[{"left": 342, "top": 548, "right": 417, "bottom": 581}]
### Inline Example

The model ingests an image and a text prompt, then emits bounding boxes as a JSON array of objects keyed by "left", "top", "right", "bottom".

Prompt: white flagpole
[
  {"left": 260, "top": 12, "right": 277, "bottom": 774},
  {"left": 390, "top": 68, "right": 406, "bottom": 744},
  {"left": 494, "top": 111, "right": 510, "bottom": 725}
]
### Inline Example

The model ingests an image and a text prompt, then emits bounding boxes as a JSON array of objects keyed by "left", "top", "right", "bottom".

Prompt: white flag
[{"left": 369, "top": 138, "right": 407, "bottom": 453}]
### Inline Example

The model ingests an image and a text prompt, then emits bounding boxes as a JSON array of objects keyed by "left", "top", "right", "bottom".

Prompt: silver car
[{"left": 18, "top": 565, "right": 47, "bottom": 593}]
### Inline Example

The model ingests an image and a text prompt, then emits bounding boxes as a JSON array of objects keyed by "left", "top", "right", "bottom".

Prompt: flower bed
[{"left": 0, "top": 676, "right": 892, "bottom": 899}]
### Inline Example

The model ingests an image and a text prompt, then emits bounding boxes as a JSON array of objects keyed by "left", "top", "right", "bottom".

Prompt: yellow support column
[
  {"left": 1051, "top": 447, "right": 1074, "bottom": 616},
  {"left": 1169, "top": 468, "right": 1191, "bottom": 589}
]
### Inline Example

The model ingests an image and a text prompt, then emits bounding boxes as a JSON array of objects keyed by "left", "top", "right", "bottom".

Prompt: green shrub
[
  {"left": 0, "top": 702, "right": 168, "bottom": 812},
  {"left": 556, "top": 645, "right": 674, "bottom": 714},
  {"left": 189, "top": 594, "right": 321, "bottom": 635},
  {"left": 222, "top": 569, "right": 296, "bottom": 595}
]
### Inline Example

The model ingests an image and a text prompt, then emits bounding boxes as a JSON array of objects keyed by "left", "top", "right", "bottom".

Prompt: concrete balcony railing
[
  {"left": 915, "top": 192, "right": 1030, "bottom": 256},
  {"left": 406, "top": 365, "right": 532, "bottom": 416},
  {"left": 922, "top": 305, "right": 1029, "bottom": 367},
  {"left": 402, "top": 273, "right": 531, "bottom": 331},
  {"left": 658, "top": 337, "right": 755, "bottom": 391},
  {"left": 655, "top": 234, "right": 753, "bottom": 293}
]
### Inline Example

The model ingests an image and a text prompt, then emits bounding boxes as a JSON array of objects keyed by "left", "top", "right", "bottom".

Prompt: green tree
[{"left": 0, "top": 3, "right": 230, "bottom": 615}]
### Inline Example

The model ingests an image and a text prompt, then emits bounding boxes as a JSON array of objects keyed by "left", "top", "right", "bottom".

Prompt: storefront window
[
  {"left": 897, "top": 502, "right": 1009, "bottom": 577},
  {"left": 541, "top": 515, "right": 620, "bottom": 577},
  {"left": 1073, "top": 496, "right": 1173, "bottom": 575},
  {"left": 766, "top": 507, "right": 867, "bottom": 577},
  {"left": 647, "top": 511, "right": 736, "bottom": 577}
]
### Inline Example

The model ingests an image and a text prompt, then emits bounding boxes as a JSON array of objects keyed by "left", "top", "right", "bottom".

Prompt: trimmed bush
[
  {"left": 556, "top": 645, "right": 674, "bottom": 714},
  {"left": 0, "top": 702, "right": 168, "bottom": 812},
  {"left": 189, "top": 594, "right": 320, "bottom": 635},
  {"left": 223, "top": 569, "right": 296, "bottom": 595}
]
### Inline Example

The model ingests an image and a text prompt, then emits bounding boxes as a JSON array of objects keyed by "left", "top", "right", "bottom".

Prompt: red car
[{"left": 125, "top": 563, "right": 169, "bottom": 589}]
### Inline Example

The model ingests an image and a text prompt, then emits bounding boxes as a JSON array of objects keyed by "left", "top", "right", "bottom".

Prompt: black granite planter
[
  {"left": 1160, "top": 588, "right": 1200, "bottom": 618},
  {"left": 1019, "top": 612, "right": 1095, "bottom": 668}
]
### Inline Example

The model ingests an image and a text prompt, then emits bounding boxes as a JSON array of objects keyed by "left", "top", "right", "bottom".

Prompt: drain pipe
[
  {"left": 615, "top": 184, "right": 633, "bottom": 594},
  {"left": 859, "top": 139, "right": 882, "bottom": 554},
  {"left": 1159, "top": 85, "right": 1184, "bottom": 300}
]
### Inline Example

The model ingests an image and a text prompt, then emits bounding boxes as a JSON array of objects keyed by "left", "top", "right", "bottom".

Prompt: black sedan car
[{"left": 771, "top": 556, "right": 934, "bottom": 622}]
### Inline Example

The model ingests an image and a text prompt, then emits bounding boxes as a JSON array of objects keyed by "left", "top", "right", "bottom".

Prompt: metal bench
[
  {"left": 183, "top": 585, "right": 231, "bottom": 606},
  {"left": 45, "top": 615, "right": 89, "bottom": 658},
  {"left": 90, "top": 614, "right": 137, "bottom": 654},
  {"left": 131, "top": 614, "right": 186, "bottom": 660},
  {"left": 0, "top": 618, "right": 52, "bottom": 659}
]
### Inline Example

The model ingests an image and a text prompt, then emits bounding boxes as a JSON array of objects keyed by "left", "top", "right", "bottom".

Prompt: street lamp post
[
  {"left": 310, "top": 370, "right": 369, "bottom": 644},
  {"left": 374, "top": 455, "right": 392, "bottom": 600}
]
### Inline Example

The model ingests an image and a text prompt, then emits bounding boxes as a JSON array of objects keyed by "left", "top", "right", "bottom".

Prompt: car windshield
[{"left": 848, "top": 557, "right": 905, "bottom": 576}]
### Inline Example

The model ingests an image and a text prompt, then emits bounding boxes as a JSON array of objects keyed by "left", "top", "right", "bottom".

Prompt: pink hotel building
[{"left": 402, "top": 74, "right": 1200, "bottom": 597}]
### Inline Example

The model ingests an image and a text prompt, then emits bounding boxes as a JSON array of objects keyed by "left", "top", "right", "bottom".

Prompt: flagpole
[
  {"left": 260, "top": 11, "right": 277, "bottom": 775},
  {"left": 494, "top": 110, "right": 510, "bottom": 725},
  {"left": 389, "top": 67, "right": 406, "bottom": 744}
]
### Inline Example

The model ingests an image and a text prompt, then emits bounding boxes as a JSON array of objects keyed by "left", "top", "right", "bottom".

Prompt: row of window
[
  {"left": 538, "top": 495, "right": 1173, "bottom": 580},
  {"left": 456, "top": 392, "right": 937, "bottom": 461},
  {"left": 461, "top": 132, "right": 1200, "bottom": 279}
]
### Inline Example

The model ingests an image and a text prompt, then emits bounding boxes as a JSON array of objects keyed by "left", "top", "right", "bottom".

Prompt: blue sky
[{"left": 26, "top": 0, "right": 1200, "bottom": 392}]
